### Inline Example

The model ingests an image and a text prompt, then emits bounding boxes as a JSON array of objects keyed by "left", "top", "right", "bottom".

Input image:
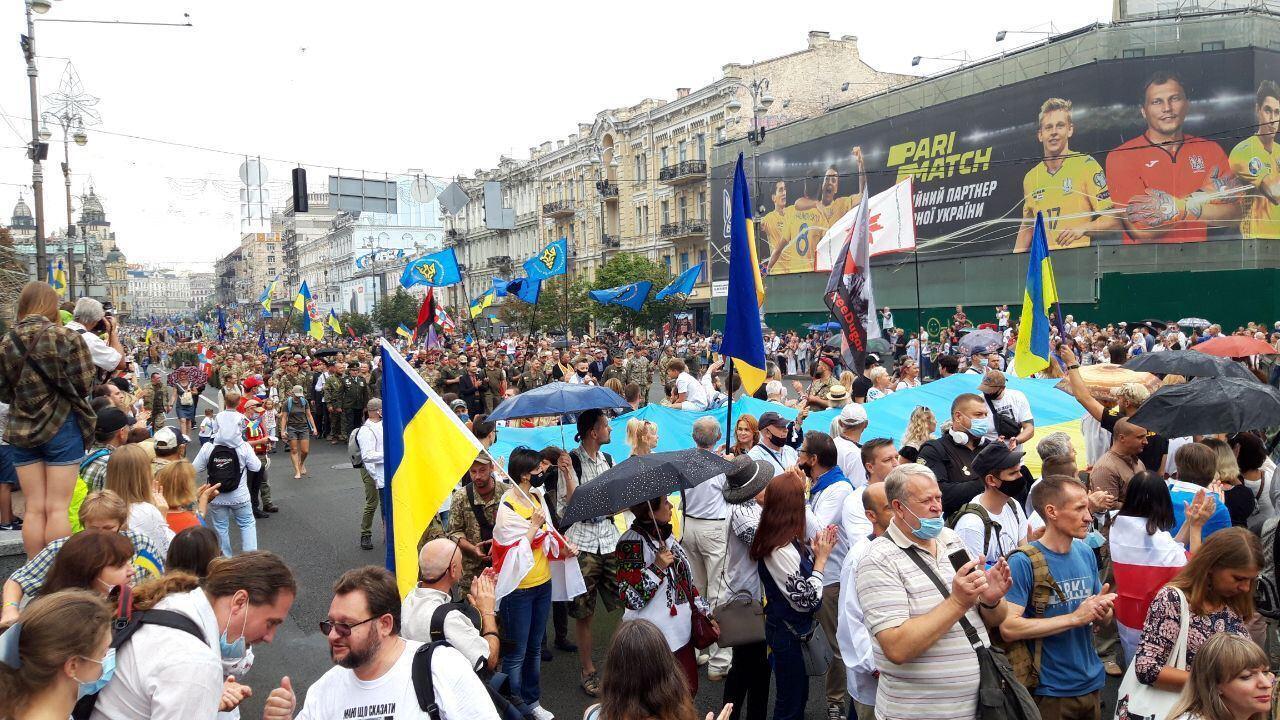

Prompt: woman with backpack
[
  {"left": 0, "top": 281, "right": 96, "bottom": 557},
  {"left": 192, "top": 411, "right": 262, "bottom": 557},
  {"left": 283, "top": 385, "right": 316, "bottom": 480}
]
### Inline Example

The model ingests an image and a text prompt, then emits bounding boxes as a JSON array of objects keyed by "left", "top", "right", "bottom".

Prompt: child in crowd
[{"left": 198, "top": 408, "right": 216, "bottom": 448}]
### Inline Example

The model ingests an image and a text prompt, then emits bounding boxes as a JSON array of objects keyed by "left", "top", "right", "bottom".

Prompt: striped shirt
[
  {"left": 561, "top": 446, "right": 620, "bottom": 554},
  {"left": 856, "top": 523, "right": 986, "bottom": 720}
]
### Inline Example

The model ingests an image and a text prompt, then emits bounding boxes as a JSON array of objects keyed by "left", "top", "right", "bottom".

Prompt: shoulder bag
[{"left": 1113, "top": 587, "right": 1191, "bottom": 720}]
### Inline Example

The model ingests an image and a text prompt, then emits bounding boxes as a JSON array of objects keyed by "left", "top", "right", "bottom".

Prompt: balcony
[
  {"left": 542, "top": 199, "right": 576, "bottom": 218},
  {"left": 658, "top": 160, "right": 707, "bottom": 186},
  {"left": 486, "top": 255, "right": 512, "bottom": 269},
  {"left": 602, "top": 235, "right": 621, "bottom": 249},
  {"left": 659, "top": 219, "right": 709, "bottom": 240},
  {"left": 596, "top": 181, "right": 619, "bottom": 201}
]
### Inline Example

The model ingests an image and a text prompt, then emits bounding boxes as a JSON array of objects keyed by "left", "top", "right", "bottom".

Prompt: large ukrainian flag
[
  {"left": 719, "top": 153, "right": 767, "bottom": 395},
  {"left": 379, "top": 338, "right": 485, "bottom": 595},
  {"left": 1014, "top": 212, "right": 1060, "bottom": 377}
]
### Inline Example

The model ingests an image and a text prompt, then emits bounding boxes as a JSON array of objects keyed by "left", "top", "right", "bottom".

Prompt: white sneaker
[{"left": 531, "top": 705, "right": 555, "bottom": 720}]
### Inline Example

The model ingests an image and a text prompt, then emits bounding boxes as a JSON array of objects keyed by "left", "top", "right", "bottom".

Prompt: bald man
[
  {"left": 401, "top": 538, "right": 500, "bottom": 670},
  {"left": 838, "top": 482, "right": 893, "bottom": 720},
  {"left": 1088, "top": 419, "right": 1147, "bottom": 509}
]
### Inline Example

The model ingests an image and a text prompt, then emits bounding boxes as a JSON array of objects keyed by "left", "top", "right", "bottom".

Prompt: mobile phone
[{"left": 948, "top": 549, "right": 974, "bottom": 575}]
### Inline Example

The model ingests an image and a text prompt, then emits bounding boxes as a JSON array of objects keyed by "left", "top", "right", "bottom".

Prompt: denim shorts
[
  {"left": 12, "top": 418, "right": 86, "bottom": 467},
  {"left": 0, "top": 445, "right": 17, "bottom": 486},
  {"left": 176, "top": 403, "right": 198, "bottom": 420}
]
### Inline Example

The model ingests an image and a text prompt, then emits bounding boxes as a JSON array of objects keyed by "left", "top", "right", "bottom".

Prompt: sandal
[{"left": 580, "top": 671, "right": 600, "bottom": 697}]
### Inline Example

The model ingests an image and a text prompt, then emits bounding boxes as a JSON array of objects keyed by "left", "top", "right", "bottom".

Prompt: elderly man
[
  {"left": 66, "top": 297, "right": 125, "bottom": 374},
  {"left": 684, "top": 416, "right": 731, "bottom": 678},
  {"left": 855, "top": 464, "right": 1011, "bottom": 720},
  {"left": 402, "top": 538, "right": 501, "bottom": 671}
]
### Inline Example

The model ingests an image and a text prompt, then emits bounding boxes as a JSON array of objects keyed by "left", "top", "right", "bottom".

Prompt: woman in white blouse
[
  {"left": 748, "top": 468, "right": 836, "bottom": 720},
  {"left": 103, "top": 444, "right": 172, "bottom": 557}
]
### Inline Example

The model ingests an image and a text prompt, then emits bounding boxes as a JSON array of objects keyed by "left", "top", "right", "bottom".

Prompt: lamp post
[
  {"left": 41, "top": 111, "right": 88, "bottom": 295},
  {"left": 22, "top": 0, "right": 51, "bottom": 281},
  {"left": 722, "top": 77, "right": 774, "bottom": 209}
]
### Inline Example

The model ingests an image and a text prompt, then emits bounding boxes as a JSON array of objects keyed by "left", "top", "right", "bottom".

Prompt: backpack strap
[
  {"left": 467, "top": 485, "right": 495, "bottom": 542},
  {"left": 80, "top": 447, "right": 112, "bottom": 475},
  {"left": 428, "top": 601, "right": 481, "bottom": 643},
  {"left": 412, "top": 641, "right": 444, "bottom": 720},
  {"left": 947, "top": 502, "right": 997, "bottom": 558},
  {"left": 1007, "top": 543, "right": 1068, "bottom": 686}
]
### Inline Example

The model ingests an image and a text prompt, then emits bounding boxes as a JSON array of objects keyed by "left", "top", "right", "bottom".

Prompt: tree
[
  {"left": 498, "top": 275, "right": 592, "bottom": 337},
  {"left": 340, "top": 311, "right": 373, "bottom": 336},
  {"left": 589, "top": 253, "right": 677, "bottom": 332},
  {"left": 371, "top": 288, "right": 419, "bottom": 333}
]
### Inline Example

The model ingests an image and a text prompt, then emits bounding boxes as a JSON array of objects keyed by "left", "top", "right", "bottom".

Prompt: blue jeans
[
  {"left": 208, "top": 502, "right": 258, "bottom": 557},
  {"left": 766, "top": 615, "right": 812, "bottom": 720},
  {"left": 498, "top": 580, "right": 552, "bottom": 714}
]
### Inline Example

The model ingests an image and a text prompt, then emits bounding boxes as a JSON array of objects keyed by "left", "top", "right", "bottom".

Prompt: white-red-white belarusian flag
[
  {"left": 816, "top": 178, "right": 916, "bottom": 271},
  {"left": 1109, "top": 514, "right": 1187, "bottom": 653}
]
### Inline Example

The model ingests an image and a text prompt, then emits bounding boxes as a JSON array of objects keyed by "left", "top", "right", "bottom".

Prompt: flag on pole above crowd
[
  {"left": 815, "top": 178, "right": 917, "bottom": 271},
  {"left": 492, "top": 277, "right": 508, "bottom": 297},
  {"left": 823, "top": 191, "right": 881, "bottom": 374},
  {"left": 589, "top": 281, "right": 652, "bottom": 312},
  {"left": 506, "top": 277, "right": 542, "bottom": 305},
  {"left": 294, "top": 281, "right": 311, "bottom": 312},
  {"left": 379, "top": 338, "right": 486, "bottom": 594},
  {"left": 415, "top": 290, "right": 436, "bottom": 342},
  {"left": 326, "top": 309, "right": 342, "bottom": 335},
  {"left": 718, "top": 153, "right": 767, "bottom": 396},
  {"left": 399, "top": 248, "right": 462, "bottom": 289},
  {"left": 258, "top": 275, "right": 279, "bottom": 312},
  {"left": 304, "top": 300, "right": 324, "bottom": 340},
  {"left": 523, "top": 237, "right": 568, "bottom": 280},
  {"left": 1014, "top": 212, "right": 1060, "bottom": 377},
  {"left": 396, "top": 323, "right": 412, "bottom": 339},
  {"left": 436, "top": 307, "right": 456, "bottom": 333},
  {"left": 655, "top": 264, "right": 702, "bottom": 301},
  {"left": 216, "top": 307, "right": 227, "bottom": 341},
  {"left": 469, "top": 290, "right": 495, "bottom": 319},
  {"left": 50, "top": 260, "right": 68, "bottom": 297}
]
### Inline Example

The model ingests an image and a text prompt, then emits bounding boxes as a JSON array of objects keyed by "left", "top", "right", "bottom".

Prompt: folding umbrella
[
  {"left": 1193, "top": 336, "right": 1277, "bottom": 358},
  {"left": 1122, "top": 350, "right": 1256, "bottom": 380},
  {"left": 486, "top": 382, "right": 630, "bottom": 421},
  {"left": 559, "top": 449, "right": 734, "bottom": 527},
  {"left": 1128, "top": 377, "right": 1280, "bottom": 437}
]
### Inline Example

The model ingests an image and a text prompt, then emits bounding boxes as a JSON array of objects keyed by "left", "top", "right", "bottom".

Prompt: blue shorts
[
  {"left": 12, "top": 418, "right": 86, "bottom": 467},
  {"left": 0, "top": 445, "right": 16, "bottom": 486},
  {"left": 176, "top": 403, "right": 198, "bottom": 420}
]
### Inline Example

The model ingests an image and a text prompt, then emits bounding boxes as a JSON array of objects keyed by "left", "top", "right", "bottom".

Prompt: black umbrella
[
  {"left": 559, "top": 449, "right": 734, "bottom": 527},
  {"left": 1122, "top": 350, "right": 1256, "bottom": 381},
  {"left": 1128, "top": 377, "right": 1280, "bottom": 437},
  {"left": 312, "top": 348, "right": 341, "bottom": 360}
]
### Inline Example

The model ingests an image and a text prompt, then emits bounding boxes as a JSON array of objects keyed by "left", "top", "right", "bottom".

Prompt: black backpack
[
  {"left": 71, "top": 585, "right": 208, "bottom": 720},
  {"left": 411, "top": 602, "right": 523, "bottom": 720},
  {"left": 206, "top": 443, "right": 242, "bottom": 494}
]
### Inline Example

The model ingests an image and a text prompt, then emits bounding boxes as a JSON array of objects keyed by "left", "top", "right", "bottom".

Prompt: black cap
[
  {"left": 95, "top": 407, "right": 134, "bottom": 435},
  {"left": 972, "top": 442, "right": 1026, "bottom": 479},
  {"left": 757, "top": 411, "right": 788, "bottom": 431},
  {"left": 866, "top": 353, "right": 881, "bottom": 366}
]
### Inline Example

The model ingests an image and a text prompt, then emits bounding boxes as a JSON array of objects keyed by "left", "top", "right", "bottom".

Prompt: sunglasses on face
[{"left": 319, "top": 615, "right": 378, "bottom": 637}]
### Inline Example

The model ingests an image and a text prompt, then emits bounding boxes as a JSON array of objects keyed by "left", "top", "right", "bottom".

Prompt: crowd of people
[{"left": 3, "top": 278, "right": 1280, "bottom": 720}]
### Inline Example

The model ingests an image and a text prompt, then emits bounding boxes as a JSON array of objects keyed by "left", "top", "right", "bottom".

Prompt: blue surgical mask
[
  {"left": 967, "top": 418, "right": 991, "bottom": 438},
  {"left": 1084, "top": 530, "right": 1106, "bottom": 549},
  {"left": 219, "top": 606, "right": 249, "bottom": 661},
  {"left": 903, "top": 504, "right": 945, "bottom": 541},
  {"left": 75, "top": 648, "right": 116, "bottom": 699}
]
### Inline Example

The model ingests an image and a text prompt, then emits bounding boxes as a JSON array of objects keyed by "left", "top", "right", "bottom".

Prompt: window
[
  {"left": 678, "top": 140, "right": 688, "bottom": 163},
  {"left": 661, "top": 200, "right": 670, "bottom": 225},
  {"left": 568, "top": 181, "right": 575, "bottom": 201},
  {"left": 715, "top": 125, "right": 725, "bottom": 143},
  {"left": 660, "top": 146, "right": 670, "bottom": 168},
  {"left": 267, "top": 255, "right": 276, "bottom": 263},
  {"left": 640, "top": 153, "right": 647, "bottom": 181},
  {"left": 679, "top": 196, "right": 688, "bottom": 222},
  {"left": 1202, "top": 40, "right": 1224, "bottom": 51},
  {"left": 680, "top": 252, "right": 689, "bottom": 273},
  {"left": 695, "top": 133, "right": 705, "bottom": 160},
  {"left": 635, "top": 206, "right": 644, "bottom": 235},
  {"left": 634, "top": 156, "right": 643, "bottom": 183},
  {"left": 1122, "top": 48, "right": 1145, "bottom": 58},
  {"left": 697, "top": 191, "right": 706, "bottom": 220},
  {"left": 662, "top": 255, "right": 671, "bottom": 269},
  {"left": 698, "top": 250, "right": 707, "bottom": 281}
]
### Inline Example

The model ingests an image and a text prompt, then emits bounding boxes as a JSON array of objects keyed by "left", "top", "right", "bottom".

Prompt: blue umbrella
[{"left": 486, "top": 382, "right": 630, "bottom": 421}]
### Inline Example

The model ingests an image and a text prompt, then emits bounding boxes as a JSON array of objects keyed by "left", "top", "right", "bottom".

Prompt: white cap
[{"left": 838, "top": 403, "right": 868, "bottom": 427}]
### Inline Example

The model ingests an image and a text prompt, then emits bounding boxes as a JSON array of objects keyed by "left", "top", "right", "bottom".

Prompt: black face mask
[
  {"left": 999, "top": 476, "right": 1027, "bottom": 498},
  {"left": 983, "top": 391, "right": 1001, "bottom": 402},
  {"left": 529, "top": 471, "right": 549, "bottom": 488}
]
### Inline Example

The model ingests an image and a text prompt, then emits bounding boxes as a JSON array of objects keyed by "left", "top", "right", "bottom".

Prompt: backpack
[
  {"left": 349, "top": 426, "right": 365, "bottom": 468},
  {"left": 71, "top": 585, "right": 208, "bottom": 720},
  {"left": 411, "top": 602, "right": 524, "bottom": 720},
  {"left": 206, "top": 443, "right": 242, "bottom": 494},
  {"left": 1256, "top": 517, "right": 1280, "bottom": 619},
  {"left": 1000, "top": 543, "right": 1067, "bottom": 689},
  {"left": 568, "top": 450, "right": 614, "bottom": 523},
  {"left": 946, "top": 500, "right": 1020, "bottom": 559}
]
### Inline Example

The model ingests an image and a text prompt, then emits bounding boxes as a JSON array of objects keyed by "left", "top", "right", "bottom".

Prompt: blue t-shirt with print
[
  {"left": 1169, "top": 481, "right": 1232, "bottom": 540},
  {"left": 1007, "top": 539, "right": 1105, "bottom": 697}
]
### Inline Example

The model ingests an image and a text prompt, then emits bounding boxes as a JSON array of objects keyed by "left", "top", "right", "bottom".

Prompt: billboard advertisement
[{"left": 711, "top": 47, "right": 1280, "bottom": 281}]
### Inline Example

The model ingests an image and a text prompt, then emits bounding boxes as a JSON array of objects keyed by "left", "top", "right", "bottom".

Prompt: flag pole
[
  {"left": 723, "top": 358, "right": 734, "bottom": 453},
  {"left": 913, "top": 249, "right": 923, "bottom": 358}
]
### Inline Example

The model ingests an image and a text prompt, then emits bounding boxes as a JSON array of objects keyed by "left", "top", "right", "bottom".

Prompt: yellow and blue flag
[
  {"left": 718, "top": 154, "right": 767, "bottom": 395},
  {"left": 1014, "top": 212, "right": 1061, "bottom": 377},
  {"left": 396, "top": 323, "right": 413, "bottom": 339},
  {"left": 589, "top": 281, "right": 652, "bottom": 312},
  {"left": 144, "top": 319, "right": 153, "bottom": 344},
  {"left": 400, "top": 248, "right": 462, "bottom": 289},
  {"left": 326, "top": 308, "right": 342, "bottom": 334},
  {"left": 294, "top": 281, "right": 311, "bottom": 312},
  {"left": 523, "top": 237, "right": 568, "bottom": 280},
  {"left": 51, "top": 261, "right": 68, "bottom": 297},
  {"left": 469, "top": 289, "right": 495, "bottom": 319},
  {"left": 259, "top": 274, "right": 279, "bottom": 312},
  {"left": 379, "top": 338, "right": 485, "bottom": 594}
]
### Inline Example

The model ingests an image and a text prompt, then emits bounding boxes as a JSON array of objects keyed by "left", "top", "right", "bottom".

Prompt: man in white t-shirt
[
  {"left": 666, "top": 358, "right": 709, "bottom": 411},
  {"left": 977, "top": 370, "right": 1034, "bottom": 449},
  {"left": 67, "top": 297, "right": 124, "bottom": 373},
  {"left": 843, "top": 438, "right": 901, "bottom": 541},
  {"left": 746, "top": 411, "right": 798, "bottom": 476},
  {"left": 950, "top": 443, "right": 1030, "bottom": 566},
  {"left": 832, "top": 404, "right": 869, "bottom": 488},
  {"left": 265, "top": 565, "right": 499, "bottom": 720}
]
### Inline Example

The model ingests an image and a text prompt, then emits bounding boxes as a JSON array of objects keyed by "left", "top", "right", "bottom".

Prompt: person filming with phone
[{"left": 855, "top": 463, "right": 1013, "bottom": 720}]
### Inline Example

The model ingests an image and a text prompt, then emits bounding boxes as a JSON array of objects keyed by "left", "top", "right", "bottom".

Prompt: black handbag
[{"left": 901, "top": 546, "right": 1041, "bottom": 720}]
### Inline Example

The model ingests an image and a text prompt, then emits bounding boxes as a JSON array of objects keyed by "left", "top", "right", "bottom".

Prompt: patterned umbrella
[
  {"left": 166, "top": 366, "right": 207, "bottom": 389},
  {"left": 559, "top": 449, "right": 734, "bottom": 527}
]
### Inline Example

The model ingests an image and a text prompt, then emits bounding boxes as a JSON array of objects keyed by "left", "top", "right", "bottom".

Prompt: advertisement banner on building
[{"left": 711, "top": 47, "right": 1280, "bottom": 281}]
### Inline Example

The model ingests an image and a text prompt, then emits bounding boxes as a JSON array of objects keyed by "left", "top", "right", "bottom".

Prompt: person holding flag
[
  {"left": 822, "top": 147, "right": 876, "bottom": 374},
  {"left": 719, "top": 153, "right": 768, "bottom": 397}
]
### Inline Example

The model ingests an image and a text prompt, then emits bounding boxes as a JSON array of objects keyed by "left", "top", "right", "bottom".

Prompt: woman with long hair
[
  {"left": 586, "top": 619, "right": 734, "bottom": 720},
  {"left": 1167, "top": 633, "right": 1274, "bottom": 720},
  {"left": 0, "top": 281, "right": 97, "bottom": 556},
  {"left": 1134, "top": 527, "right": 1261, "bottom": 691},
  {"left": 0, "top": 590, "right": 114, "bottom": 720},
  {"left": 894, "top": 359, "right": 921, "bottom": 391},
  {"left": 157, "top": 460, "right": 215, "bottom": 533},
  {"left": 105, "top": 444, "right": 172, "bottom": 556},
  {"left": 1110, "top": 471, "right": 1213, "bottom": 664},
  {"left": 1202, "top": 437, "right": 1254, "bottom": 527},
  {"left": 165, "top": 525, "right": 221, "bottom": 578},
  {"left": 731, "top": 414, "right": 758, "bottom": 457},
  {"left": 898, "top": 406, "right": 937, "bottom": 463},
  {"left": 626, "top": 419, "right": 658, "bottom": 457},
  {"left": 749, "top": 469, "right": 836, "bottom": 720},
  {"left": 40, "top": 528, "right": 134, "bottom": 597},
  {"left": 282, "top": 385, "right": 316, "bottom": 479}
]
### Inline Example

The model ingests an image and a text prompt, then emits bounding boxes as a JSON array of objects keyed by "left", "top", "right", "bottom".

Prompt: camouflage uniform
[
  {"left": 344, "top": 373, "right": 370, "bottom": 434},
  {"left": 624, "top": 354, "right": 652, "bottom": 403},
  {"left": 324, "top": 373, "right": 347, "bottom": 440},
  {"left": 443, "top": 480, "right": 510, "bottom": 594},
  {"left": 483, "top": 365, "right": 505, "bottom": 414}
]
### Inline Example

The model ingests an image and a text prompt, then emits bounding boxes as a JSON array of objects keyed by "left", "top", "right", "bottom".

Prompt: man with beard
[
  {"left": 800, "top": 356, "right": 837, "bottom": 410},
  {"left": 266, "top": 565, "right": 498, "bottom": 720}
]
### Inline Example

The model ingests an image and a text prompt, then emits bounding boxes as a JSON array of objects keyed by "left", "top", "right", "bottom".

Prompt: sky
[{"left": 0, "top": 0, "right": 1112, "bottom": 267}]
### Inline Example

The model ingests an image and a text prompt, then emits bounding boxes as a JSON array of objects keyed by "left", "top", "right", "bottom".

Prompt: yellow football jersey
[
  {"left": 1022, "top": 154, "right": 1113, "bottom": 249},
  {"left": 760, "top": 206, "right": 793, "bottom": 274},
  {"left": 1229, "top": 135, "right": 1280, "bottom": 240}
]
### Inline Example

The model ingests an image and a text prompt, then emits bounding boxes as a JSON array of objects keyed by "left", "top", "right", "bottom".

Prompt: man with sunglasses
[
  {"left": 266, "top": 565, "right": 498, "bottom": 720},
  {"left": 403, "top": 538, "right": 501, "bottom": 671}
]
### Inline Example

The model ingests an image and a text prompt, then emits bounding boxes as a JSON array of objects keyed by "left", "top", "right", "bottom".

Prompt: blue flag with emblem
[
  {"left": 492, "top": 277, "right": 508, "bottom": 297},
  {"left": 589, "top": 281, "right": 652, "bottom": 312},
  {"left": 400, "top": 248, "right": 462, "bottom": 288},
  {"left": 523, "top": 237, "right": 568, "bottom": 280},
  {"left": 506, "top": 276, "right": 542, "bottom": 304},
  {"left": 655, "top": 264, "right": 702, "bottom": 301}
]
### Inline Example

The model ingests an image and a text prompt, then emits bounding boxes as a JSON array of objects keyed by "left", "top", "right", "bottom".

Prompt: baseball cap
[
  {"left": 971, "top": 442, "right": 1025, "bottom": 479},
  {"left": 865, "top": 353, "right": 881, "bottom": 366},
  {"left": 977, "top": 370, "right": 1007, "bottom": 394},
  {"left": 154, "top": 427, "right": 188, "bottom": 451},
  {"left": 291, "top": 385, "right": 305, "bottom": 397},
  {"left": 757, "top": 411, "right": 788, "bottom": 431},
  {"left": 95, "top": 407, "right": 134, "bottom": 435},
  {"left": 838, "top": 403, "right": 868, "bottom": 427},
  {"left": 450, "top": 399, "right": 467, "bottom": 411}
]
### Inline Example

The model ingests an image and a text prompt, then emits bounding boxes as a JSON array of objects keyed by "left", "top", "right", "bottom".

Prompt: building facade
[
  {"left": 126, "top": 265, "right": 199, "bottom": 319},
  {"left": 443, "top": 31, "right": 913, "bottom": 330}
]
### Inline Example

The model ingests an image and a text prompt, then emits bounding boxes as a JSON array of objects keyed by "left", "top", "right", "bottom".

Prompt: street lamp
[
  {"left": 995, "top": 24, "right": 1056, "bottom": 43},
  {"left": 29, "top": 0, "right": 50, "bottom": 14},
  {"left": 42, "top": 63, "right": 98, "bottom": 297},
  {"left": 911, "top": 51, "right": 972, "bottom": 68},
  {"left": 723, "top": 77, "right": 773, "bottom": 147}
]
